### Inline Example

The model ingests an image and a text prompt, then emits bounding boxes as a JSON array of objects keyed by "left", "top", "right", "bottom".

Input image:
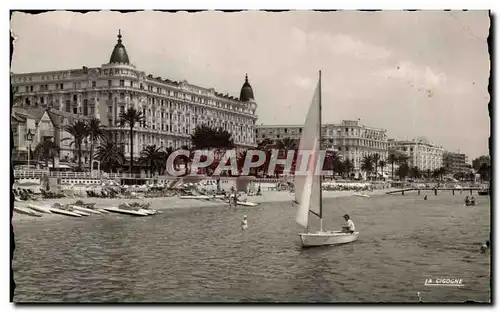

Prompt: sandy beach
[{"left": 12, "top": 188, "right": 401, "bottom": 223}]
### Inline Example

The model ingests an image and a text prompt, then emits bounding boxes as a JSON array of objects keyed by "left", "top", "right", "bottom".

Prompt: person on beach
[
  {"left": 465, "top": 196, "right": 470, "bottom": 205},
  {"left": 470, "top": 196, "right": 476, "bottom": 205},
  {"left": 424, "top": 195, "right": 428, "bottom": 200},
  {"left": 480, "top": 240, "right": 490, "bottom": 253},
  {"left": 241, "top": 215, "right": 248, "bottom": 230},
  {"left": 341, "top": 214, "right": 355, "bottom": 234}
]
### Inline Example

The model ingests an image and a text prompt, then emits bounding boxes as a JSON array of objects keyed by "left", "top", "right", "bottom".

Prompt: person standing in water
[
  {"left": 241, "top": 215, "right": 248, "bottom": 230},
  {"left": 481, "top": 240, "right": 490, "bottom": 253}
]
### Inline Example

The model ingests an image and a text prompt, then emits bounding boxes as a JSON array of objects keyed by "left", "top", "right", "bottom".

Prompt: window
[
  {"left": 120, "top": 93, "right": 125, "bottom": 100},
  {"left": 108, "top": 93, "right": 112, "bottom": 101},
  {"left": 73, "top": 107, "right": 77, "bottom": 114},
  {"left": 30, "top": 86, "right": 33, "bottom": 92},
  {"left": 130, "top": 81, "right": 133, "bottom": 87},
  {"left": 108, "top": 80, "right": 112, "bottom": 87},
  {"left": 108, "top": 119, "right": 112, "bottom": 125},
  {"left": 73, "top": 94, "right": 77, "bottom": 101},
  {"left": 92, "top": 81, "right": 96, "bottom": 88},
  {"left": 65, "top": 100, "right": 70, "bottom": 112},
  {"left": 120, "top": 80, "right": 124, "bottom": 87}
]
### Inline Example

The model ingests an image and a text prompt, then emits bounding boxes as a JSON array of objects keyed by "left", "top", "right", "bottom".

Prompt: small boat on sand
[
  {"left": 101, "top": 206, "right": 149, "bottom": 216},
  {"left": 14, "top": 206, "right": 42, "bottom": 217},
  {"left": 70, "top": 205, "right": 103, "bottom": 215},
  {"left": 51, "top": 203, "right": 89, "bottom": 216},
  {"left": 180, "top": 195, "right": 212, "bottom": 200},
  {"left": 119, "top": 203, "right": 157, "bottom": 215},
  {"left": 27, "top": 204, "right": 52, "bottom": 214},
  {"left": 353, "top": 192, "right": 370, "bottom": 198},
  {"left": 236, "top": 201, "right": 259, "bottom": 207},
  {"left": 49, "top": 207, "right": 82, "bottom": 217}
]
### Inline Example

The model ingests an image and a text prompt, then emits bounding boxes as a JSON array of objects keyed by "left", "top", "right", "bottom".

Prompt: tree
[
  {"left": 343, "top": 158, "right": 354, "bottom": 179},
  {"left": 119, "top": 107, "right": 145, "bottom": 175},
  {"left": 432, "top": 167, "right": 447, "bottom": 181},
  {"left": 409, "top": 166, "right": 421, "bottom": 179},
  {"left": 95, "top": 139, "right": 125, "bottom": 173},
  {"left": 140, "top": 145, "right": 164, "bottom": 177},
  {"left": 388, "top": 152, "right": 398, "bottom": 180},
  {"left": 86, "top": 118, "right": 107, "bottom": 170},
  {"left": 34, "top": 137, "right": 60, "bottom": 168},
  {"left": 257, "top": 138, "right": 273, "bottom": 149},
  {"left": 396, "top": 162, "right": 410, "bottom": 180},
  {"left": 276, "top": 137, "right": 297, "bottom": 151},
  {"left": 478, "top": 163, "right": 491, "bottom": 182},
  {"left": 378, "top": 160, "right": 387, "bottom": 178},
  {"left": 190, "top": 125, "right": 234, "bottom": 150},
  {"left": 472, "top": 155, "right": 490, "bottom": 171},
  {"left": 323, "top": 150, "right": 340, "bottom": 178},
  {"left": 62, "top": 120, "right": 89, "bottom": 171},
  {"left": 361, "top": 155, "right": 374, "bottom": 178},
  {"left": 372, "top": 153, "right": 381, "bottom": 178}
]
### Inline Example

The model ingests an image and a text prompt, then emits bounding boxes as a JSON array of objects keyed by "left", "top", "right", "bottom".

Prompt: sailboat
[{"left": 294, "top": 71, "right": 359, "bottom": 248}]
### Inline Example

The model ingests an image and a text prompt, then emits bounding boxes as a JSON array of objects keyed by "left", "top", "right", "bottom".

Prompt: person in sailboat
[
  {"left": 341, "top": 214, "right": 355, "bottom": 234},
  {"left": 241, "top": 215, "right": 248, "bottom": 230}
]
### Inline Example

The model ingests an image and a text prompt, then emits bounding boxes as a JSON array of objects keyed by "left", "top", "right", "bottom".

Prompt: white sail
[{"left": 295, "top": 78, "right": 322, "bottom": 228}]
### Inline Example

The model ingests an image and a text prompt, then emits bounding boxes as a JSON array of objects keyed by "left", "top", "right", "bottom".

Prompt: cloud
[
  {"left": 374, "top": 61, "right": 448, "bottom": 91},
  {"left": 329, "top": 34, "right": 392, "bottom": 61},
  {"left": 293, "top": 76, "right": 314, "bottom": 89},
  {"left": 290, "top": 28, "right": 392, "bottom": 61}
]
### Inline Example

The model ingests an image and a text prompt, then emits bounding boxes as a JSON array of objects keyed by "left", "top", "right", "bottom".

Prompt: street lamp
[{"left": 25, "top": 128, "right": 35, "bottom": 174}]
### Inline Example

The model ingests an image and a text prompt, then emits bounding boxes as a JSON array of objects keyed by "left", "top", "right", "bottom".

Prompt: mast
[{"left": 319, "top": 70, "right": 323, "bottom": 232}]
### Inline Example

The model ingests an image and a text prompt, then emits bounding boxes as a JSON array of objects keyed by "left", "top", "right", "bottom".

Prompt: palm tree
[
  {"left": 140, "top": 145, "right": 164, "bottom": 177},
  {"left": 324, "top": 150, "right": 340, "bottom": 179},
  {"left": 361, "top": 155, "right": 374, "bottom": 179},
  {"left": 372, "top": 153, "right": 381, "bottom": 179},
  {"left": 388, "top": 152, "right": 398, "bottom": 180},
  {"left": 34, "top": 137, "right": 60, "bottom": 168},
  {"left": 95, "top": 139, "right": 125, "bottom": 173},
  {"left": 62, "top": 120, "right": 89, "bottom": 171},
  {"left": 257, "top": 138, "right": 273, "bottom": 149},
  {"left": 119, "top": 107, "right": 145, "bottom": 175},
  {"left": 378, "top": 160, "right": 387, "bottom": 178},
  {"left": 396, "top": 162, "right": 410, "bottom": 180},
  {"left": 191, "top": 125, "right": 234, "bottom": 150},
  {"left": 343, "top": 158, "right": 354, "bottom": 179},
  {"left": 410, "top": 166, "right": 421, "bottom": 179},
  {"left": 86, "top": 118, "right": 107, "bottom": 170}
]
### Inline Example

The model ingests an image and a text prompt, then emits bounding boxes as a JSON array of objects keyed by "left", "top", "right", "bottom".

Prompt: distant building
[
  {"left": 443, "top": 151, "right": 469, "bottom": 174},
  {"left": 388, "top": 137, "right": 444, "bottom": 171},
  {"left": 256, "top": 119, "right": 389, "bottom": 173},
  {"left": 11, "top": 107, "right": 93, "bottom": 166},
  {"left": 10, "top": 30, "right": 258, "bottom": 170}
]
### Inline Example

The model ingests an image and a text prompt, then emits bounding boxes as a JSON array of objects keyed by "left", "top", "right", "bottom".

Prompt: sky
[{"left": 10, "top": 10, "right": 490, "bottom": 160}]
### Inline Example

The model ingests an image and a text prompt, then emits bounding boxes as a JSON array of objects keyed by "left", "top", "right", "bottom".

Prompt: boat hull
[
  {"left": 180, "top": 195, "right": 211, "bottom": 200},
  {"left": 70, "top": 205, "right": 103, "bottom": 215},
  {"left": 101, "top": 207, "right": 149, "bottom": 216},
  {"left": 27, "top": 204, "right": 52, "bottom": 214},
  {"left": 300, "top": 231, "right": 359, "bottom": 247},
  {"left": 353, "top": 193, "right": 370, "bottom": 198},
  {"left": 14, "top": 206, "right": 42, "bottom": 217},
  {"left": 237, "top": 201, "right": 259, "bottom": 207},
  {"left": 49, "top": 208, "right": 82, "bottom": 217}
]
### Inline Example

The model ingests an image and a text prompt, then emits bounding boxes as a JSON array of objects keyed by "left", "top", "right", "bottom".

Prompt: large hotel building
[
  {"left": 388, "top": 137, "right": 444, "bottom": 171},
  {"left": 256, "top": 119, "right": 389, "bottom": 174},
  {"left": 11, "top": 31, "right": 258, "bottom": 165}
]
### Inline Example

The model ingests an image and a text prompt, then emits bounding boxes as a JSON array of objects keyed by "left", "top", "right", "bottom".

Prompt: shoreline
[{"left": 12, "top": 188, "right": 401, "bottom": 223}]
